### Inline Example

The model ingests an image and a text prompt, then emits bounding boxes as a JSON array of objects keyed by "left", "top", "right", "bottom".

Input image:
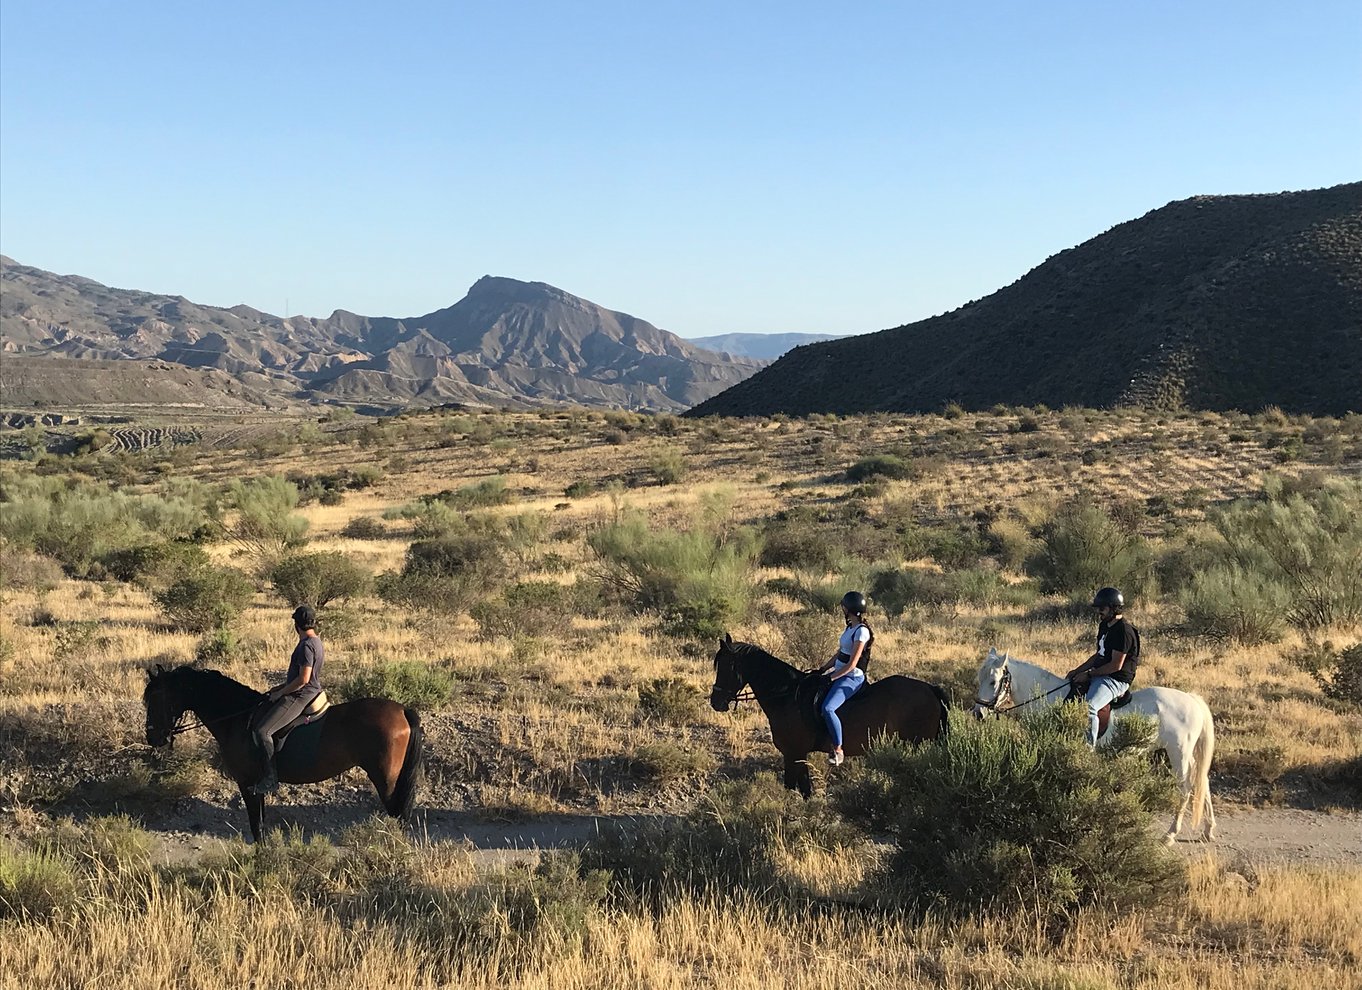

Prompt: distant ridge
[
  {"left": 686, "top": 332, "right": 845, "bottom": 360},
  {"left": 688, "top": 182, "right": 1362, "bottom": 417},
  {"left": 0, "top": 264, "right": 764, "bottom": 412}
]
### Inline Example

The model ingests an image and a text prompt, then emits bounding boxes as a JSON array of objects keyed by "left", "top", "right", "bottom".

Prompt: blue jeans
[
  {"left": 821, "top": 670, "right": 866, "bottom": 749},
  {"left": 1085, "top": 676, "right": 1130, "bottom": 747}
]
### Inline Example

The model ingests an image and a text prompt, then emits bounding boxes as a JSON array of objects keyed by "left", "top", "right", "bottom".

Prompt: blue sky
[{"left": 2, "top": 1, "right": 1358, "bottom": 335}]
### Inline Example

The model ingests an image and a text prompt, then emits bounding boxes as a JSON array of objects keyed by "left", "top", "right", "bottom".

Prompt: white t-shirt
[{"left": 833, "top": 624, "right": 871, "bottom": 677}]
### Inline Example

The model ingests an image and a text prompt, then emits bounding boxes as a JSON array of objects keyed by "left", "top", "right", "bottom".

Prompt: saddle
[{"left": 251, "top": 690, "right": 332, "bottom": 751}]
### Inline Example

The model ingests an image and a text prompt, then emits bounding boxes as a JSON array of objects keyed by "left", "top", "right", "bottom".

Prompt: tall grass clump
[
  {"left": 337, "top": 660, "right": 455, "bottom": 709},
  {"left": 833, "top": 706, "right": 1183, "bottom": 925},
  {"left": 588, "top": 505, "right": 761, "bottom": 639}
]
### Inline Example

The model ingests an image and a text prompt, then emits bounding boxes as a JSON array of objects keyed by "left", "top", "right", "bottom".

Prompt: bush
[
  {"left": 99, "top": 540, "right": 209, "bottom": 586},
  {"left": 470, "top": 581, "right": 573, "bottom": 640},
  {"left": 648, "top": 448, "right": 688, "bottom": 486},
  {"left": 636, "top": 676, "right": 702, "bottom": 724},
  {"left": 337, "top": 660, "right": 455, "bottom": 709},
  {"left": 588, "top": 509, "right": 761, "bottom": 639},
  {"left": 431, "top": 476, "right": 513, "bottom": 509},
  {"left": 846, "top": 455, "right": 914, "bottom": 482},
  {"left": 833, "top": 706, "right": 1183, "bottom": 924},
  {"left": 631, "top": 741, "right": 715, "bottom": 782},
  {"left": 1180, "top": 564, "right": 1290, "bottom": 644},
  {"left": 378, "top": 529, "right": 511, "bottom": 615},
  {"left": 1200, "top": 478, "right": 1362, "bottom": 631},
  {"left": 564, "top": 480, "right": 595, "bottom": 499},
  {"left": 228, "top": 475, "right": 308, "bottom": 565},
  {"left": 1028, "top": 502, "right": 1154, "bottom": 598},
  {"left": 870, "top": 566, "right": 1036, "bottom": 614},
  {"left": 341, "top": 516, "right": 388, "bottom": 540},
  {"left": 269, "top": 551, "right": 372, "bottom": 609},
  {"left": 153, "top": 566, "right": 255, "bottom": 632}
]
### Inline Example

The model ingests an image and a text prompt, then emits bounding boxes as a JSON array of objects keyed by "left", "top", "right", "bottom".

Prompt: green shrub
[
  {"left": 340, "top": 516, "right": 388, "bottom": 540},
  {"left": 52, "top": 620, "right": 105, "bottom": 663},
  {"left": 1028, "top": 502, "right": 1154, "bottom": 598},
  {"left": 833, "top": 706, "right": 1183, "bottom": 924},
  {"left": 378, "top": 528, "right": 511, "bottom": 615},
  {"left": 100, "top": 540, "right": 210, "bottom": 586},
  {"left": 871, "top": 566, "right": 1036, "bottom": 614},
  {"left": 337, "top": 660, "right": 456, "bottom": 709},
  {"left": 636, "top": 676, "right": 702, "bottom": 724},
  {"left": 153, "top": 566, "right": 254, "bottom": 632},
  {"left": 564, "top": 480, "right": 595, "bottom": 499},
  {"left": 846, "top": 455, "right": 914, "bottom": 482},
  {"left": 228, "top": 475, "right": 309, "bottom": 565},
  {"left": 1180, "top": 564, "right": 1290, "bottom": 644},
  {"left": 648, "top": 448, "right": 688, "bottom": 486},
  {"left": 431, "top": 476, "right": 513, "bottom": 509},
  {"left": 470, "top": 581, "right": 572, "bottom": 640},
  {"left": 269, "top": 551, "right": 372, "bottom": 609},
  {"left": 588, "top": 509, "right": 761, "bottom": 638},
  {"left": 631, "top": 741, "right": 715, "bottom": 782},
  {"left": 0, "top": 474, "right": 213, "bottom": 578},
  {"left": 1201, "top": 478, "right": 1362, "bottom": 630}
]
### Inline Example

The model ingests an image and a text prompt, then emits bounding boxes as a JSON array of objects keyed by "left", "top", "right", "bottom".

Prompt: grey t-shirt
[{"left": 287, "top": 635, "right": 324, "bottom": 699}]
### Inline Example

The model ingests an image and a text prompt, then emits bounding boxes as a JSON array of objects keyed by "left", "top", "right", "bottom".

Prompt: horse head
[
  {"left": 973, "top": 646, "right": 1013, "bottom": 718},
  {"left": 143, "top": 663, "right": 189, "bottom": 747},
  {"left": 710, "top": 633, "right": 747, "bottom": 711}
]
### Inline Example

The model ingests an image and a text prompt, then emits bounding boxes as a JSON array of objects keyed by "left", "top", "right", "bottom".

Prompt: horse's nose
[
  {"left": 709, "top": 691, "right": 727, "bottom": 712},
  {"left": 970, "top": 704, "right": 986, "bottom": 721}
]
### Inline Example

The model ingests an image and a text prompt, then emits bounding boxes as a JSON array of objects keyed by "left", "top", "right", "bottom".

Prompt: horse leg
[
  {"left": 1164, "top": 748, "right": 1196, "bottom": 846},
  {"left": 239, "top": 784, "right": 264, "bottom": 844},
  {"left": 1202, "top": 789, "right": 1218, "bottom": 843},
  {"left": 782, "top": 754, "right": 802, "bottom": 793}
]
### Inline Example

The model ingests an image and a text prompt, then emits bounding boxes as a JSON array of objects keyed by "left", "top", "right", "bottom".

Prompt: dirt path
[
  {"left": 136, "top": 801, "right": 1362, "bottom": 869},
  {"left": 1189, "top": 807, "right": 1362, "bottom": 866}
]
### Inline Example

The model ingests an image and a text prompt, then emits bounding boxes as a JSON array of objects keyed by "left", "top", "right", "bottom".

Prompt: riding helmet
[
  {"left": 292, "top": 604, "right": 318, "bottom": 630},
  {"left": 1091, "top": 587, "right": 1124, "bottom": 609},
  {"left": 840, "top": 591, "right": 868, "bottom": 615}
]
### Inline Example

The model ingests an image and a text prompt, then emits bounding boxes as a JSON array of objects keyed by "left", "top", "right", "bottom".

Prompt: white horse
[{"left": 974, "top": 646, "right": 1216, "bottom": 845}]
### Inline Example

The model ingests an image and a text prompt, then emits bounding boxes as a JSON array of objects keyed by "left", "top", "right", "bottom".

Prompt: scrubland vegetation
[{"left": 2, "top": 403, "right": 1361, "bottom": 987}]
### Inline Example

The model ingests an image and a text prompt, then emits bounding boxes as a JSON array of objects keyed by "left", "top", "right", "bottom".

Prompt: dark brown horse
[
  {"left": 144, "top": 664, "right": 423, "bottom": 842},
  {"left": 709, "top": 634, "right": 949, "bottom": 796}
]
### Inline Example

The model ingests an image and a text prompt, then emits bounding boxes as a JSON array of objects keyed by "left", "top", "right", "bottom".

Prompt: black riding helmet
[
  {"left": 292, "top": 605, "right": 317, "bottom": 630},
  {"left": 1091, "top": 587, "right": 1124, "bottom": 609},
  {"left": 840, "top": 591, "right": 867, "bottom": 616}
]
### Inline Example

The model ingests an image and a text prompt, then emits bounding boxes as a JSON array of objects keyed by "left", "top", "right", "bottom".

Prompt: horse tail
[
  {"left": 929, "top": 683, "right": 950, "bottom": 741},
  {"left": 389, "top": 707, "right": 424, "bottom": 822},
  {"left": 1187, "top": 698, "right": 1215, "bottom": 833}
]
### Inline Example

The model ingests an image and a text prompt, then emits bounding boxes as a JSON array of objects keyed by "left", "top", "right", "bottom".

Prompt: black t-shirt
[
  {"left": 287, "top": 636, "right": 324, "bottom": 699},
  {"left": 1096, "top": 618, "right": 1138, "bottom": 684}
]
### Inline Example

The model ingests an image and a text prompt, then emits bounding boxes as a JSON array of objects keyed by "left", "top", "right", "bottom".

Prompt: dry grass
[{"left": 2, "top": 406, "right": 1362, "bottom": 984}]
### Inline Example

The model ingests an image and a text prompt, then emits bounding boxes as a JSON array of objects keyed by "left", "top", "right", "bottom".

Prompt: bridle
[
  {"left": 974, "top": 659, "right": 1073, "bottom": 715},
  {"left": 146, "top": 682, "right": 259, "bottom": 744},
  {"left": 711, "top": 660, "right": 755, "bottom": 710}
]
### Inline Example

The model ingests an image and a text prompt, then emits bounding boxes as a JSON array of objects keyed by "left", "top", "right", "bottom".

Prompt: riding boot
[{"left": 251, "top": 761, "right": 279, "bottom": 795}]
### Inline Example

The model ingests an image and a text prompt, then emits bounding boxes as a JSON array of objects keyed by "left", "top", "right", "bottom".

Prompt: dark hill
[{"left": 688, "top": 182, "right": 1362, "bottom": 417}]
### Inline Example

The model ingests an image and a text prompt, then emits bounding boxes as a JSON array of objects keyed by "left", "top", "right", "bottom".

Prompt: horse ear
[{"left": 723, "top": 632, "right": 733, "bottom": 646}]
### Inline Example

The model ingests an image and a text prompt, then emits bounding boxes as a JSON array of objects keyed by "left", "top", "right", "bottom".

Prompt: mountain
[
  {"left": 0, "top": 265, "right": 764, "bottom": 412},
  {"left": 688, "top": 182, "right": 1362, "bottom": 418},
  {"left": 685, "top": 332, "right": 846, "bottom": 360}
]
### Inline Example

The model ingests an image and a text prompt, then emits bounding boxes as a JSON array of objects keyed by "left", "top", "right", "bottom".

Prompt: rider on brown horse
[
  {"left": 814, "top": 591, "right": 873, "bottom": 766},
  {"left": 251, "top": 605, "right": 325, "bottom": 794}
]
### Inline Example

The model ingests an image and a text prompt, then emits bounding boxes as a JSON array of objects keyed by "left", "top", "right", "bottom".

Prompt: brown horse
[
  {"left": 144, "top": 664, "right": 423, "bottom": 842},
  {"left": 709, "top": 634, "right": 949, "bottom": 796}
]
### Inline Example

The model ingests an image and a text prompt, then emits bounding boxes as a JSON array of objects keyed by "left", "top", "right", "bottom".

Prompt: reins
[
  {"left": 975, "top": 665, "right": 1074, "bottom": 715},
  {"left": 167, "top": 702, "right": 262, "bottom": 737}
]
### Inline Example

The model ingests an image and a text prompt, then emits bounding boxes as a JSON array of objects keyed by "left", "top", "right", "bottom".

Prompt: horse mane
[
  {"left": 718, "top": 640, "right": 802, "bottom": 687},
  {"left": 155, "top": 663, "right": 263, "bottom": 711}
]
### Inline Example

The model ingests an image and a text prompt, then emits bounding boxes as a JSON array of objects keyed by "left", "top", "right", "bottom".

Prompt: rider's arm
[
  {"left": 268, "top": 665, "right": 312, "bottom": 700},
  {"left": 1066, "top": 654, "right": 1102, "bottom": 679},
  {"left": 1090, "top": 651, "right": 1127, "bottom": 677}
]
